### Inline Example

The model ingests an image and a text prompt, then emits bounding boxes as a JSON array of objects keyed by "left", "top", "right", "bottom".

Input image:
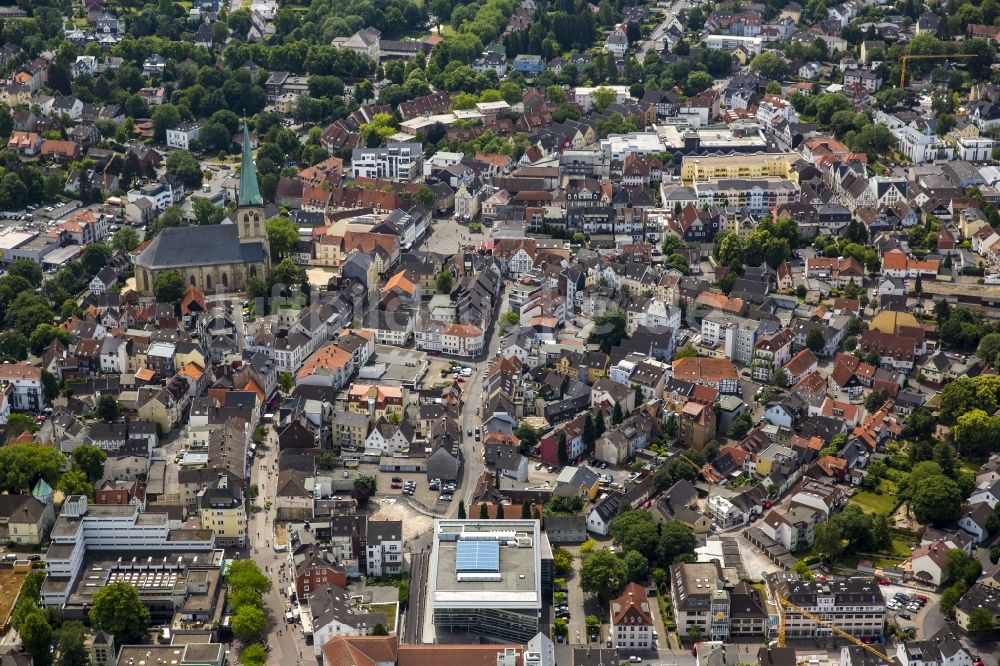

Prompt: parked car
[
  {"left": 629, "top": 657, "right": 642, "bottom": 663},
  {"left": 391, "top": 476, "right": 403, "bottom": 483},
  {"left": 391, "top": 482, "right": 402, "bottom": 489},
  {"left": 898, "top": 613, "right": 912, "bottom": 620}
]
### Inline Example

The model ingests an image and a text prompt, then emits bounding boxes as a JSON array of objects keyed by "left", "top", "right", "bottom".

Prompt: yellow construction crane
[
  {"left": 775, "top": 596, "right": 893, "bottom": 663},
  {"left": 899, "top": 53, "right": 972, "bottom": 87}
]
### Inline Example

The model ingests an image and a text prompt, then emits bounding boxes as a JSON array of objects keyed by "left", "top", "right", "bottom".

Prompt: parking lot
[
  {"left": 881, "top": 582, "right": 937, "bottom": 633},
  {"left": 375, "top": 469, "right": 456, "bottom": 513}
]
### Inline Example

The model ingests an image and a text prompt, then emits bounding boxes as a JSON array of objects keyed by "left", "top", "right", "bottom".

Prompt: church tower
[{"left": 236, "top": 121, "right": 269, "bottom": 263}]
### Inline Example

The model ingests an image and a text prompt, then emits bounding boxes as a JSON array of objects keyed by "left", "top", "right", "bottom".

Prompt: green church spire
[{"left": 238, "top": 121, "right": 263, "bottom": 207}]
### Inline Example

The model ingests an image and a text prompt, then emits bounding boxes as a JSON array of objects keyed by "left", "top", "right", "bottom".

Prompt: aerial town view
[{"left": 4, "top": 0, "right": 1000, "bottom": 664}]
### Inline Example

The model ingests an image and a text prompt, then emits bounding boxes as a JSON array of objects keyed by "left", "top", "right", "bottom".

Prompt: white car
[{"left": 629, "top": 657, "right": 642, "bottom": 664}]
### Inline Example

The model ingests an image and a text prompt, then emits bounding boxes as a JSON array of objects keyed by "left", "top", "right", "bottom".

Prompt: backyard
[
  {"left": 849, "top": 488, "right": 898, "bottom": 515},
  {"left": 848, "top": 469, "right": 907, "bottom": 517},
  {"left": 0, "top": 568, "right": 28, "bottom": 629}
]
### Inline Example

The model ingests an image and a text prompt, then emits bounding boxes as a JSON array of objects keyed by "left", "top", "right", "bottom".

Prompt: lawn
[
  {"left": 960, "top": 460, "right": 981, "bottom": 476},
  {"left": 365, "top": 602, "right": 398, "bottom": 632},
  {"left": 849, "top": 491, "right": 898, "bottom": 515},
  {"left": 890, "top": 537, "right": 914, "bottom": 557}
]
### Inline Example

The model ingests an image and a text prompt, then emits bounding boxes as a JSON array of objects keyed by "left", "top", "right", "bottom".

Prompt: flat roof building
[{"left": 427, "top": 519, "right": 551, "bottom": 643}]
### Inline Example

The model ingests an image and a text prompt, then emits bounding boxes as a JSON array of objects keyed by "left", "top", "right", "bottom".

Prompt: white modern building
[
  {"left": 0, "top": 362, "right": 42, "bottom": 412},
  {"left": 41, "top": 496, "right": 217, "bottom": 607},
  {"left": 366, "top": 520, "right": 403, "bottom": 577},
  {"left": 704, "top": 35, "right": 763, "bottom": 56},
  {"left": 958, "top": 136, "right": 995, "bottom": 162},
  {"left": 701, "top": 313, "right": 761, "bottom": 365},
  {"left": 427, "top": 519, "right": 550, "bottom": 643},
  {"left": 166, "top": 122, "right": 203, "bottom": 150},
  {"left": 766, "top": 574, "right": 885, "bottom": 638},
  {"left": 351, "top": 143, "right": 423, "bottom": 181}
]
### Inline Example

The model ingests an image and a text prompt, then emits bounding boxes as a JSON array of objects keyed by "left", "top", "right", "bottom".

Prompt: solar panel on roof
[{"left": 456, "top": 540, "right": 500, "bottom": 573}]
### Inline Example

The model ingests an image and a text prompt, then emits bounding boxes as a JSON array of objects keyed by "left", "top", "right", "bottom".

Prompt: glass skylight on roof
[{"left": 456, "top": 539, "right": 500, "bottom": 574}]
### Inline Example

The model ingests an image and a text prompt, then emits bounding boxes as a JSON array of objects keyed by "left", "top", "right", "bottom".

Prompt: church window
[
  {"left": 221, "top": 272, "right": 228, "bottom": 288},
  {"left": 206, "top": 274, "right": 212, "bottom": 290},
  {"left": 250, "top": 266, "right": 257, "bottom": 278},
  {"left": 190, "top": 275, "right": 196, "bottom": 286}
]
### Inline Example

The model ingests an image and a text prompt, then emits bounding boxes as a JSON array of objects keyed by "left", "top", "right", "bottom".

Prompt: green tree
[
  {"left": 111, "top": 226, "right": 140, "bottom": 253},
  {"left": 91, "top": 582, "right": 151, "bottom": 644},
  {"left": 674, "top": 343, "right": 698, "bottom": 359},
  {"left": 978, "top": 332, "right": 1000, "bottom": 366},
  {"left": 266, "top": 216, "right": 299, "bottom": 261},
  {"left": 165, "top": 149, "right": 204, "bottom": 188},
  {"left": 521, "top": 499, "right": 532, "bottom": 519},
  {"left": 480, "top": 503, "right": 489, "bottom": 519},
  {"left": 270, "top": 258, "right": 306, "bottom": 289},
  {"left": 20, "top": 609, "right": 52, "bottom": 666},
  {"left": 750, "top": 51, "right": 788, "bottom": 78},
  {"left": 657, "top": 521, "right": 697, "bottom": 565},
  {"left": 278, "top": 371, "right": 294, "bottom": 393},
  {"left": 80, "top": 243, "right": 112, "bottom": 275},
  {"left": 944, "top": 548, "right": 983, "bottom": 588},
  {"left": 805, "top": 328, "right": 825, "bottom": 352},
  {"left": 151, "top": 103, "right": 181, "bottom": 142},
  {"left": 58, "top": 468, "right": 93, "bottom": 498},
  {"left": 933, "top": 441, "right": 957, "bottom": 477},
  {"left": 72, "top": 445, "right": 108, "bottom": 482},
  {"left": 610, "top": 510, "right": 660, "bottom": 560},
  {"left": 6, "top": 260, "right": 42, "bottom": 286},
  {"left": 415, "top": 186, "right": 435, "bottom": 207},
  {"left": 96, "top": 394, "right": 122, "bottom": 422},
  {"left": 612, "top": 402, "right": 624, "bottom": 425},
  {"left": 580, "top": 548, "right": 628, "bottom": 601},
  {"left": 587, "top": 309, "right": 628, "bottom": 354},
  {"left": 5, "top": 293, "right": 55, "bottom": 337},
  {"left": 583, "top": 413, "right": 597, "bottom": 452},
  {"left": 592, "top": 87, "right": 615, "bottom": 112},
  {"left": 813, "top": 521, "right": 845, "bottom": 561},
  {"left": 967, "top": 607, "right": 995, "bottom": 633},
  {"left": 55, "top": 621, "right": 89, "bottom": 666},
  {"left": 727, "top": 411, "right": 753, "bottom": 439},
  {"left": 0, "top": 330, "right": 28, "bottom": 362},
  {"left": 226, "top": 560, "right": 272, "bottom": 596},
  {"left": 458, "top": 499, "right": 466, "bottom": 519},
  {"left": 5, "top": 414, "right": 38, "bottom": 439},
  {"left": 153, "top": 270, "right": 185, "bottom": 304},
  {"left": 552, "top": 547, "right": 574, "bottom": 576},
  {"left": 193, "top": 198, "right": 226, "bottom": 226},
  {"left": 624, "top": 550, "right": 649, "bottom": 582},
  {"left": 911, "top": 475, "right": 963, "bottom": 527},
  {"left": 0, "top": 443, "right": 64, "bottom": 491},
  {"left": 29, "top": 323, "right": 67, "bottom": 355},
  {"left": 557, "top": 432, "right": 568, "bottom": 465},
  {"left": 228, "top": 588, "right": 263, "bottom": 612},
  {"left": 939, "top": 582, "right": 967, "bottom": 617},
  {"left": 436, "top": 271, "right": 454, "bottom": 294},
  {"left": 231, "top": 604, "right": 267, "bottom": 641},
  {"left": 239, "top": 644, "right": 267, "bottom": 666},
  {"left": 514, "top": 423, "right": 541, "bottom": 451}
]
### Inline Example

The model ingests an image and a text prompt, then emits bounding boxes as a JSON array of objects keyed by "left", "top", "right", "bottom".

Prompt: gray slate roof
[{"left": 136, "top": 224, "right": 266, "bottom": 270}]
